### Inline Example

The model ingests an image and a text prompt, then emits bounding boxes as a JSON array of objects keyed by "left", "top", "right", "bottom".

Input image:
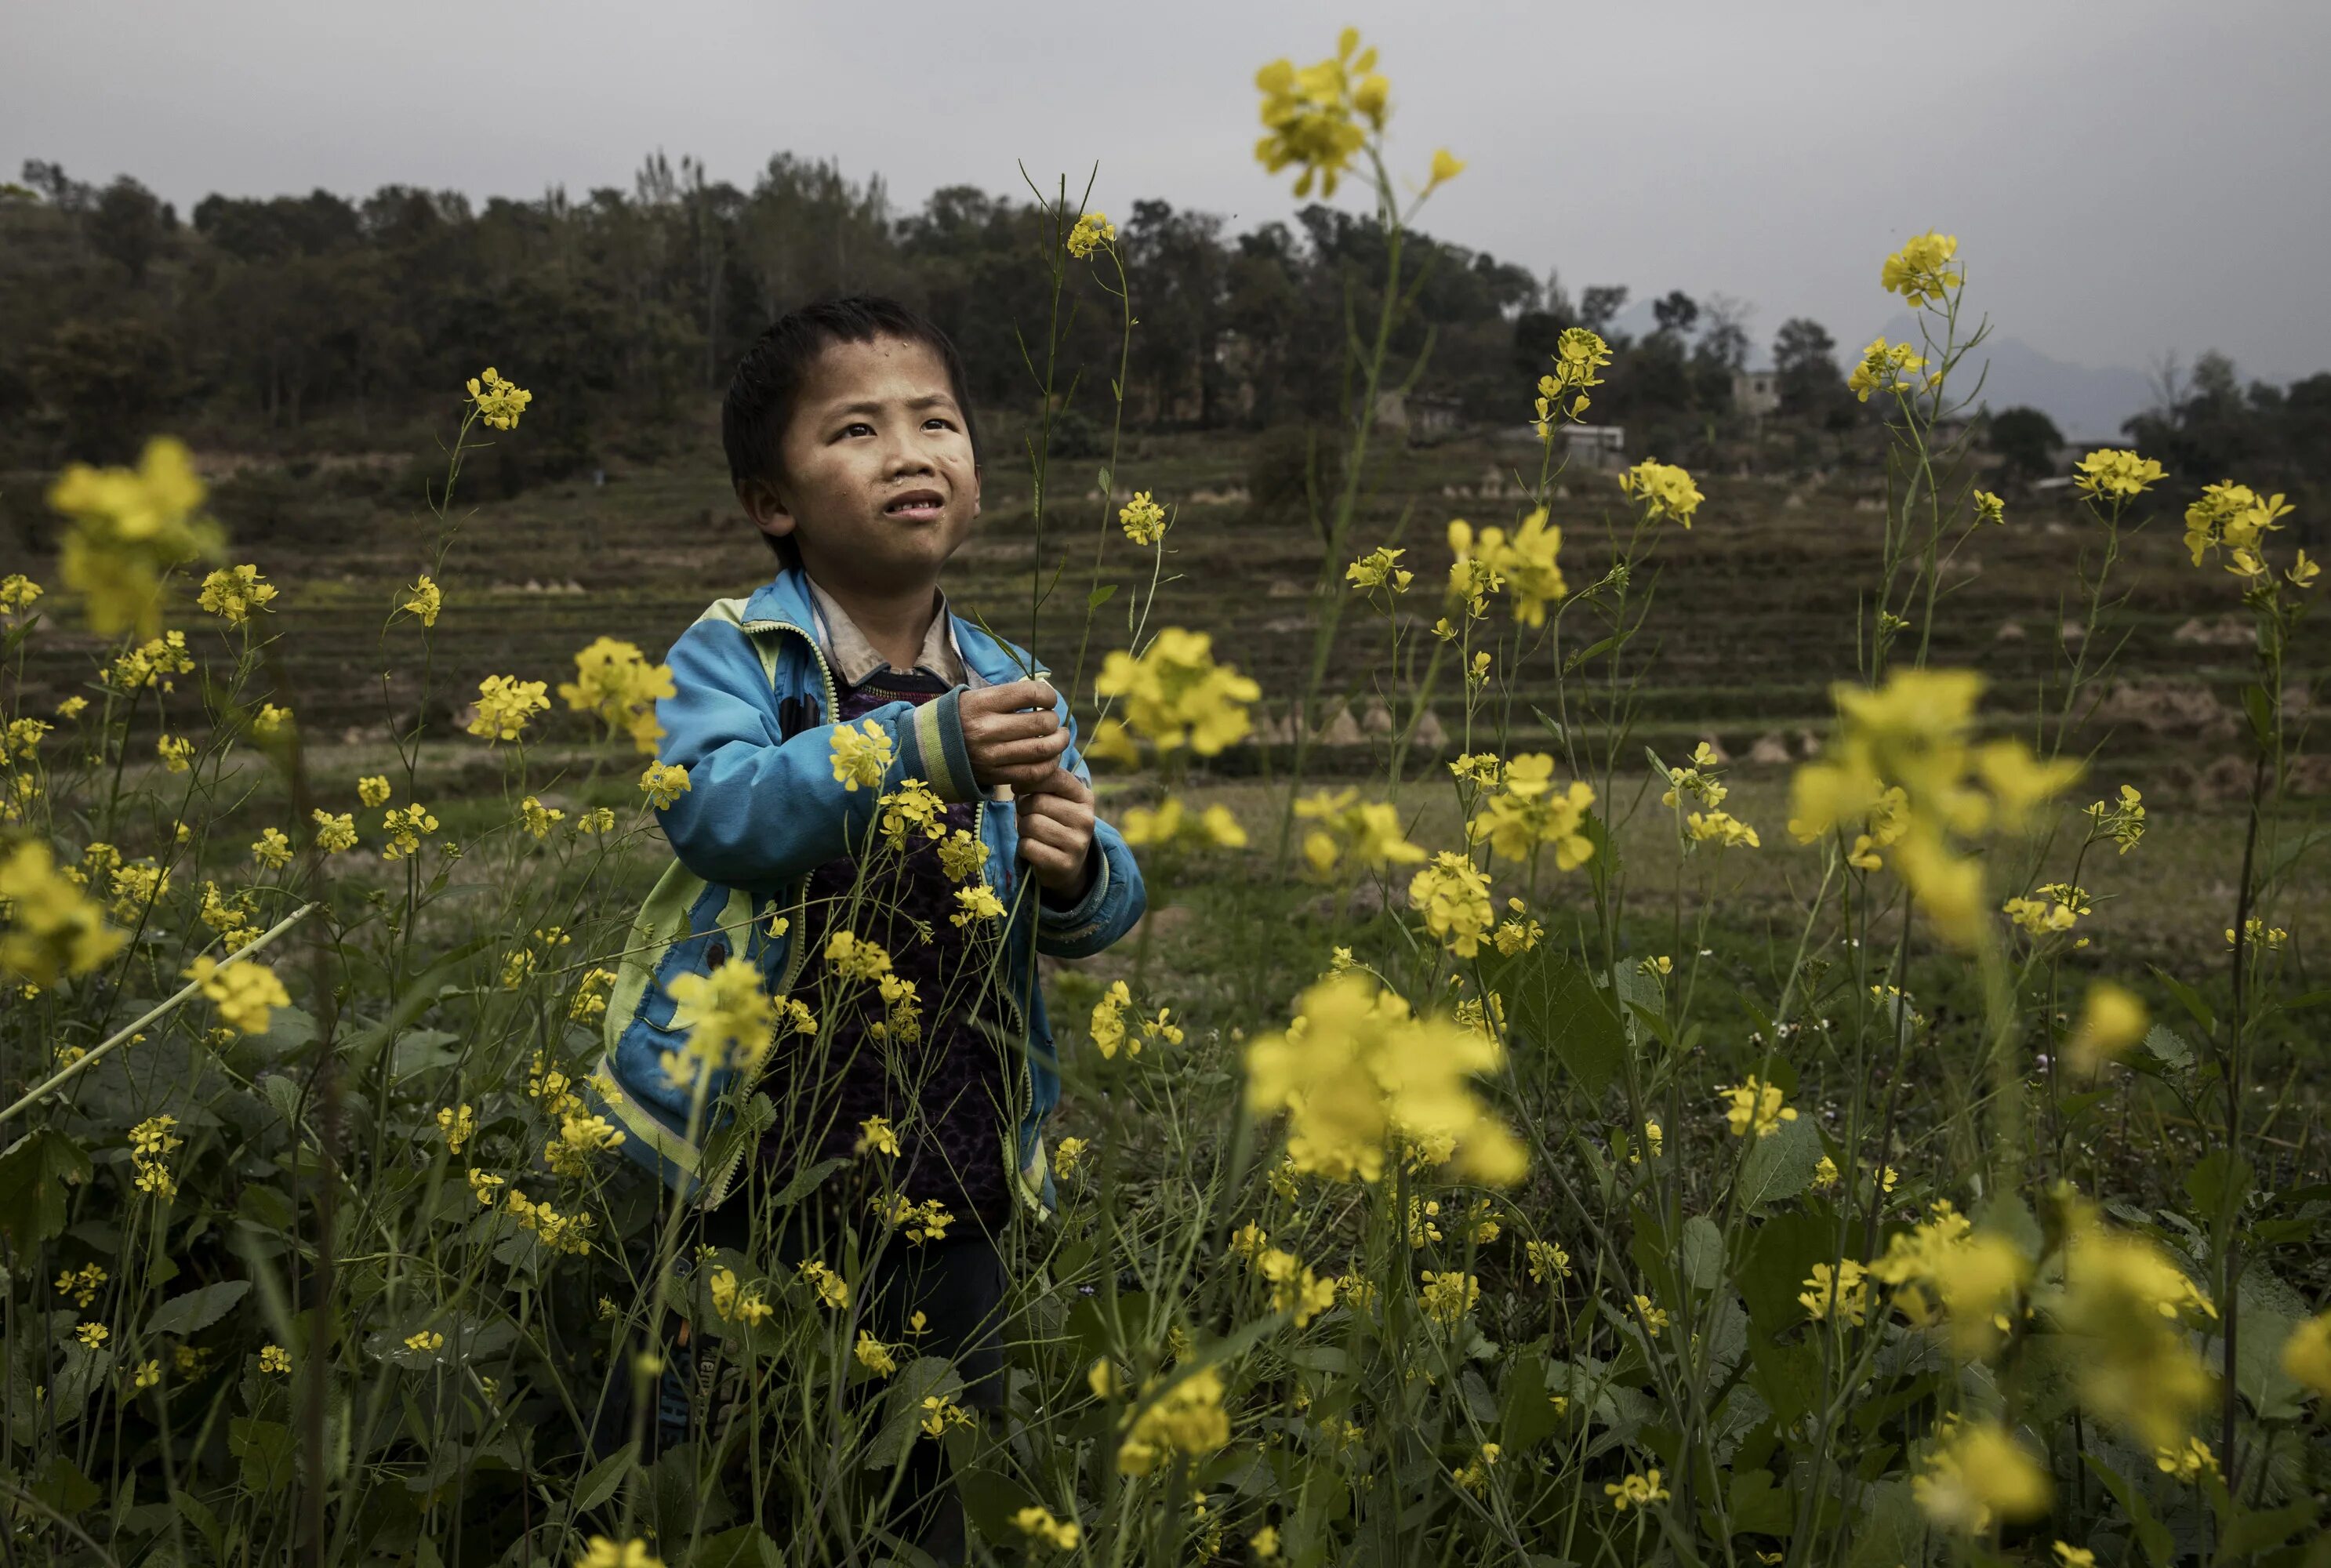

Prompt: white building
[{"left": 1733, "top": 368, "right": 1781, "bottom": 419}]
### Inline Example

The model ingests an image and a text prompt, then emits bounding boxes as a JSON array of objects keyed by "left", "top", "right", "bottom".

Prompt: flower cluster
[
  {"left": 558, "top": 637, "right": 674, "bottom": 754},
  {"left": 1253, "top": 29, "right": 1385, "bottom": 199},
  {"left": 1117, "top": 489, "right": 1166, "bottom": 545},
  {"left": 0, "top": 840, "right": 125, "bottom": 984},
  {"left": 662, "top": 956, "right": 777, "bottom": 1085},
  {"left": 1617, "top": 459, "right": 1704, "bottom": 528},
  {"left": 1846, "top": 339, "right": 1933, "bottom": 402},
  {"left": 466, "top": 366, "right": 532, "bottom": 430},
  {"left": 1879, "top": 230, "right": 1962, "bottom": 308},
  {"left": 1244, "top": 972, "right": 1526, "bottom": 1185},
  {"left": 1534, "top": 328, "right": 1612, "bottom": 434},
  {"left": 1296, "top": 789, "right": 1425, "bottom": 878},
  {"left": 197, "top": 564, "right": 278, "bottom": 626},
  {"left": 1094, "top": 628, "right": 1261, "bottom": 755},
  {"left": 1447, "top": 514, "right": 1568, "bottom": 626},
  {"left": 467, "top": 675, "right": 550, "bottom": 743},
  {"left": 1788, "top": 669, "right": 2080, "bottom": 946},
  {"left": 1066, "top": 210, "right": 1116, "bottom": 259},
  {"left": 1116, "top": 1365, "right": 1230, "bottom": 1475},
  {"left": 1120, "top": 794, "right": 1247, "bottom": 851},
  {"left": 1466, "top": 753, "right": 1596, "bottom": 870},
  {"left": 46, "top": 437, "right": 220, "bottom": 637}
]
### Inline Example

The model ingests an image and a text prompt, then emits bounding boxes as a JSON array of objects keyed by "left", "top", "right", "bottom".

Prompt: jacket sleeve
[
  {"left": 653, "top": 619, "right": 981, "bottom": 892},
  {"left": 1033, "top": 689, "right": 1147, "bottom": 960}
]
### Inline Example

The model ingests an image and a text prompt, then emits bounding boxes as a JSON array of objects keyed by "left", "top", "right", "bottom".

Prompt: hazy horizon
[{"left": 7, "top": 0, "right": 2326, "bottom": 392}]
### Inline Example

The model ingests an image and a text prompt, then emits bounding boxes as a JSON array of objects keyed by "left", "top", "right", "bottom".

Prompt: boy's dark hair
[{"left": 722, "top": 295, "right": 982, "bottom": 566}]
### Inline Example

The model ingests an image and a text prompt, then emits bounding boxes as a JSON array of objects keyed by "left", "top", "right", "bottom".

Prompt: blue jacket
[{"left": 586, "top": 566, "right": 1146, "bottom": 1214}]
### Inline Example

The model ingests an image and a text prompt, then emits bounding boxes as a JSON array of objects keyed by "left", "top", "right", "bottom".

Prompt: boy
[{"left": 587, "top": 296, "right": 1146, "bottom": 1552}]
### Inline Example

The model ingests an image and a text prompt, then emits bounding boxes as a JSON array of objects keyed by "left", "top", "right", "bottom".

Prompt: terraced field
[{"left": 1, "top": 424, "right": 2286, "bottom": 793}]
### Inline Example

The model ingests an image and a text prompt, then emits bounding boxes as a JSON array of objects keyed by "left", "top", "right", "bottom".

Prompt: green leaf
[
  {"left": 771, "top": 1155, "right": 848, "bottom": 1210},
  {"left": 2142, "top": 1022, "right": 2195, "bottom": 1071},
  {"left": 2242, "top": 683, "right": 2275, "bottom": 748},
  {"left": 0, "top": 1130, "right": 92, "bottom": 1251},
  {"left": 572, "top": 1440, "right": 636, "bottom": 1516},
  {"left": 2085, "top": 1454, "right": 2173, "bottom": 1566},
  {"left": 870, "top": 1357, "right": 964, "bottom": 1470},
  {"left": 949, "top": 1469, "right": 1039, "bottom": 1548},
  {"left": 146, "top": 1281, "right": 251, "bottom": 1338},
  {"left": 2148, "top": 965, "right": 2216, "bottom": 1034},
  {"left": 2215, "top": 1500, "right": 2318, "bottom": 1560},
  {"left": 230, "top": 1417, "right": 297, "bottom": 1494},
  {"left": 1496, "top": 951, "right": 1625, "bottom": 1096},
  {"left": 1679, "top": 1217, "right": 1725, "bottom": 1291},
  {"left": 2184, "top": 1149, "right": 2254, "bottom": 1219},
  {"left": 1087, "top": 583, "right": 1119, "bottom": 611},
  {"left": 684, "top": 1524, "right": 780, "bottom": 1568},
  {"left": 1734, "top": 1114, "right": 1821, "bottom": 1210},
  {"left": 174, "top": 1488, "right": 225, "bottom": 1561},
  {"left": 30, "top": 1454, "right": 100, "bottom": 1516}
]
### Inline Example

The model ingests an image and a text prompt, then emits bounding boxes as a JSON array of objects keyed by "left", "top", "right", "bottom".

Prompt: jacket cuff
[
  {"left": 898, "top": 685, "right": 979, "bottom": 803},
  {"left": 1037, "top": 838, "right": 1111, "bottom": 936}
]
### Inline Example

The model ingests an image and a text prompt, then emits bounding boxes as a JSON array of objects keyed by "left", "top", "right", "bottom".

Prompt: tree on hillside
[
  {"left": 1985, "top": 405, "right": 2063, "bottom": 487},
  {"left": 1773, "top": 317, "right": 1846, "bottom": 422}
]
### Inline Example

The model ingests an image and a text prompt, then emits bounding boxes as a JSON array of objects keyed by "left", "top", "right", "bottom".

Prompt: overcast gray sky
[{"left": 6, "top": 0, "right": 2327, "bottom": 384}]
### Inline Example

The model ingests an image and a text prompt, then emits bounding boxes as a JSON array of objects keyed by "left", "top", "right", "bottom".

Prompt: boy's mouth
[{"left": 880, "top": 488, "right": 947, "bottom": 523}]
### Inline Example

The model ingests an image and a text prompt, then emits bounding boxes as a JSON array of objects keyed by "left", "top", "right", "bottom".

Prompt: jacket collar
[{"left": 739, "top": 566, "right": 1043, "bottom": 688}]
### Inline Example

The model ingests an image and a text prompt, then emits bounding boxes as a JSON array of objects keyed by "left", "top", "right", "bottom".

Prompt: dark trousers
[{"left": 650, "top": 1196, "right": 1010, "bottom": 1560}]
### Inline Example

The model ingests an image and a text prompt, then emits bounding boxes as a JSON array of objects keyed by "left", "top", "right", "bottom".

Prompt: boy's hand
[
  {"left": 960, "top": 680, "right": 1070, "bottom": 791},
  {"left": 1015, "top": 768, "right": 1097, "bottom": 900}
]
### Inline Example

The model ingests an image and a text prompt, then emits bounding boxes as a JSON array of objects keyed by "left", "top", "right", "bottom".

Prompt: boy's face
[{"left": 743, "top": 336, "right": 980, "bottom": 596}]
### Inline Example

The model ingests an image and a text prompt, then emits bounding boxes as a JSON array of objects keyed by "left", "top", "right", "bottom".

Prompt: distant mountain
[
  {"left": 1872, "top": 312, "right": 2159, "bottom": 442},
  {"left": 1603, "top": 299, "right": 2161, "bottom": 441}
]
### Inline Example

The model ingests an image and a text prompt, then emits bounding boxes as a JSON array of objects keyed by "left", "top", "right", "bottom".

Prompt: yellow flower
[
  {"left": 1407, "top": 851, "right": 1494, "bottom": 957},
  {"left": 558, "top": 636, "right": 674, "bottom": 754},
  {"left": 1114, "top": 489, "right": 1167, "bottom": 546},
  {"left": 1604, "top": 1469, "right": 1669, "bottom": 1512},
  {"left": 1879, "top": 230, "right": 1962, "bottom": 308},
  {"left": 1253, "top": 29, "right": 1381, "bottom": 198},
  {"left": 1525, "top": 1239, "right": 1570, "bottom": 1284},
  {"left": 1116, "top": 1365, "right": 1229, "bottom": 1474},
  {"left": 1121, "top": 794, "right": 1247, "bottom": 851},
  {"left": 467, "top": 366, "right": 532, "bottom": 430},
  {"left": 1973, "top": 489, "right": 2006, "bottom": 525},
  {"left": 2074, "top": 448, "right": 2166, "bottom": 501},
  {"left": 382, "top": 802, "right": 440, "bottom": 859},
  {"left": 828, "top": 717, "right": 893, "bottom": 791},
  {"left": 1052, "top": 1135, "right": 1087, "bottom": 1176},
  {"left": 1244, "top": 972, "right": 1526, "bottom": 1185},
  {"left": 2054, "top": 1544, "right": 2098, "bottom": 1567},
  {"left": 1534, "top": 328, "right": 1612, "bottom": 431},
  {"left": 707, "top": 1266, "right": 774, "bottom": 1327},
  {"left": 259, "top": 1344, "right": 292, "bottom": 1374},
  {"left": 56, "top": 1262, "right": 108, "bottom": 1308},
  {"left": 250, "top": 827, "right": 293, "bottom": 869},
  {"left": 2065, "top": 981, "right": 2146, "bottom": 1073},
  {"left": 2055, "top": 1216, "right": 2218, "bottom": 1450},
  {"left": 1345, "top": 546, "right": 1412, "bottom": 594},
  {"left": 1419, "top": 1269, "right": 1479, "bottom": 1327},
  {"left": 1095, "top": 628, "right": 1261, "bottom": 755},
  {"left": 1914, "top": 1420, "right": 2050, "bottom": 1532},
  {"left": 1066, "top": 210, "right": 1116, "bottom": 260},
  {"left": 1686, "top": 809, "right": 1760, "bottom": 849},
  {"left": 1251, "top": 1526, "right": 1281, "bottom": 1559},
  {"left": 2289, "top": 548, "right": 2321, "bottom": 590},
  {"left": 1011, "top": 1506, "right": 1081, "bottom": 1550},
  {"left": 401, "top": 575, "right": 442, "bottom": 628},
  {"left": 2279, "top": 1310, "right": 2331, "bottom": 1399},
  {"left": 1632, "top": 1294, "right": 1669, "bottom": 1337},
  {"left": 467, "top": 674, "right": 550, "bottom": 743},
  {"left": 467, "top": 1168, "right": 505, "bottom": 1206},
  {"left": 1812, "top": 1155, "right": 1840, "bottom": 1190},
  {"left": 358, "top": 775, "right": 392, "bottom": 808},
  {"left": 311, "top": 810, "right": 358, "bottom": 852},
  {"left": 131, "top": 1358, "right": 162, "bottom": 1389},
  {"left": 184, "top": 956, "right": 291, "bottom": 1034},
  {"left": 663, "top": 956, "right": 777, "bottom": 1083},
  {"left": 56, "top": 695, "right": 88, "bottom": 719},
  {"left": 76, "top": 1322, "right": 109, "bottom": 1349},
  {"left": 255, "top": 698, "right": 296, "bottom": 737},
  {"left": 572, "top": 1537, "right": 662, "bottom": 1568},
  {"left": 2154, "top": 1436, "right": 2218, "bottom": 1483},
  {"left": 1799, "top": 1260, "right": 1869, "bottom": 1326},
  {"left": 855, "top": 1330, "right": 899, "bottom": 1377},
  {"left": 0, "top": 840, "right": 126, "bottom": 984},
  {"left": 197, "top": 564, "right": 278, "bottom": 626},
  {"left": 1847, "top": 338, "right": 1931, "bottom": 402},
  {"left": 797, "top": 1258, "right": 849, "bottom": 1309},
  {"left": 1295, "top": 790, "right": 1426, "bottom": 876},
  {"left": 1720, "top": 1076, "right": 1798, "bottom": 1138},
  {"left": 1618, "top": 459, "right": 1704, "bottom": 528},
  {"left": 156, "top": 735, "right": 194, "bottom": 773},
  {"left": 919, "top": 1392, "right": 972, "bottom": 1438},
  {"left": 638, "top": 761, "right": 690, "bottom": 809},
  {"left": 0, "top": 575, "right": 41, "bottom": 615},
  {"left": 1870, "top": 1203, "right": 2028, "bottom": 1359},
  {"left": 1425, "top": 147, "right": 1465, "bottom": 191},
  {"left": 48, "top": 436, "right": 220, "bottom": 637},
  {"left": 949, "top": 884, "right": 1007, "bottom": 927},
  {"left": 436, "top": 1104, "right": 477, "bottom": 1152},
  {"left": 403, "top": 1330, "right": 445, "bottom": 1354}
]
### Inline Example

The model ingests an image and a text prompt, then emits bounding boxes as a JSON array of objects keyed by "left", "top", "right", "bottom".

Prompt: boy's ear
[{"left": 738, "top": 477, "right": 796, "bottom": 542}]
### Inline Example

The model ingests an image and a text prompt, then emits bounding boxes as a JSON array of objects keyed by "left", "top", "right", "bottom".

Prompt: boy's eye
[
  {"left": 841, "top": 421, "right": 875, "bottom": 438},
  {"left": 923, "top": 417, "right": 956, "bottom": 432}
]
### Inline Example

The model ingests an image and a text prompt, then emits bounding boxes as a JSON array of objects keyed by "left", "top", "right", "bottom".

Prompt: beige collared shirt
[{"left": 804, "top": 576, "right": 968, "bottom": 688}]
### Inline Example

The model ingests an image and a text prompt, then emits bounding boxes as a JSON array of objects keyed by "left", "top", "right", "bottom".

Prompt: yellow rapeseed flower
[
  {"left": 48, "top": 437, "right": 220, "bottom": 637},
  {"left": 0, "top": 575, "right": 41, "bottom": 615},
  {"left": 184, "top": 956, "right": 291, "bottom": 1034},
  {"left": 197, "top": 564, "right": 278, "bottom": 626},
  {"left": 2073, "top": 448, "right": 2166, "bottom": 501},
  {"left": 2280, "top": 1310, "right": 2331, "bottom": 1399},
  {"left": 828, "top": 717, "right": 894, "bottom": 791},
  {"left": 638, "top": 761, "right": 689, "bottom": 809},
  {"left": 1880, "top": 230, "right": 1962, "bottom": 308},
  {"left": 0, "top": 840, "right": 126, "bottom": 984},
  {"left": 572, "top": 1538, "right": 662, "bottom": 1568},
  {"left": 1914, "top": 1420, "right": 2050, "bottom": 1533},
  {"left": 401, "top": 575, "right": 442, "bottom": 628},
  {"left": 1116, "top": 1365, "right": 1229, "bottom": 1475},
  {"left": 1618, "top": 459, "right": 1704, "bottom": 528},
  {"left": 1066, "top": 211, "right": 1116, "bottom": 260},
  {"left": 1117, "top": 489, "right": 1166, "bottom": 544},
  {"left": 467, "top": 367, "right": 532, "bottom": 430},
  {"left": 1095, "top": 629, "right": 1261, "bottom": 755},
  {"left": 558, "top": 636, "right": 674, "bottom": 754},
  {"left": 1719, "top": 1076, "right": 1798, "bottom": 1138},
  {"left": 467, "top": 674, "right": 550, "bottom": 743},
  {"left": 662, "top": 956, "right": 777, "bottom": 1083},
  {"left": 1253, "top": 29, "right": 1382, "bottom": 199}
]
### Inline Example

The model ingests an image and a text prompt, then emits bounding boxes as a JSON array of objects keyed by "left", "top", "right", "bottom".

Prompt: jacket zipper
[{"left": 746, "top": 614, "right": 1040, "bottom": 1202}]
